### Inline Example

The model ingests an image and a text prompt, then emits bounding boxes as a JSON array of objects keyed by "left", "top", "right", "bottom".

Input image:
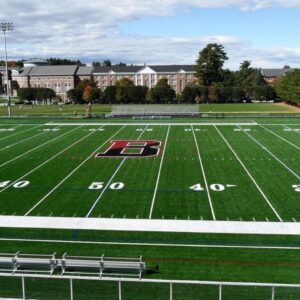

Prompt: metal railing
[{"left": 0, "top": 272, "right": 300, "bottom": 300}]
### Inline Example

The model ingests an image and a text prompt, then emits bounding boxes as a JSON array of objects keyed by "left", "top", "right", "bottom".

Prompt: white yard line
[
  {"left": 149, "top": 125, "right": 171, "bottom": 219},
  {"left": 0, "top": 126, "right": 79, "bottom": 169},
  {"left": 0, "top": 124, "right": 43, "bottom": 141},
  {"left": 1, "top": 237, "right": 300, "bottom": 250},
  {"left": 0, "top": 130, "right": 49, "bottom": 152},
  {"left": 214, "top": 125, "right": 282, "bottom": 222},
  {"left": 191, "top": 125, "right": 216, "bottom": 220},
  {"left": 238, "top": 125, "right": 300, "bottom": 180},
  {"left": 0, "top": 126, "right": 99, "bottom": 194},
  {"left": 86, "top": 125, "right": 148, "bottom": 217},
  {"left": 258, "top": 124, "right": 300, "bottom": 150},
  {"left": 25, "top": 126, "right": 126, "bottom": 216},
  {"left": 2, "top": 215, "right": 300, "bottom": 234}
]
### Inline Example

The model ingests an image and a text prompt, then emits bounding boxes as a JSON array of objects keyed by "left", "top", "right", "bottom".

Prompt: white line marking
[
  {"left": 46, "top": 122, "right": 258, "bottom": 126},
  {"left": 0, "top": 126, "right": 80, "bottom": 169},
  {"left": 191, "top": 125, "right": 216, "bottom": 220},
  {"left": 0, "top": 127, "right": 100, "bottom": 194},
  {"left": 24, "top": 126, "right": 126, "bottom": 216},
  {"left": 238, "top": 125, "right": 300, "bottom": 180},
  {"left": 0, "top": 124, "right": 44, "bottom": 142},
  {"left": 259, "top": 124, "right": 300, "bottom": 150},
  {"left": 283, "top": 125, "right": 300, "bottom": 135},
  {"left": 86, "top": 126, "right": 148, "bottom": 217},
  {"left": 2, "top": 237, "right": 300, "bottom": 250},
  {"left": 214, "top": 125, "right": 282, "bottom": 222},
  {"left": 0, "top": 130, "right": 49, "bottom": 152},
  {"left": 1, "top": 216, "right": 300, "bottom": 234},
  {"left": 149, "top": 125, "right": 171, "bottom": 219}
]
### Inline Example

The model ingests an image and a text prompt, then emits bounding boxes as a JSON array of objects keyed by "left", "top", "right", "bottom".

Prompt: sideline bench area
[{"left": 0, "top": 252, "right": 146, "bottom": 279}]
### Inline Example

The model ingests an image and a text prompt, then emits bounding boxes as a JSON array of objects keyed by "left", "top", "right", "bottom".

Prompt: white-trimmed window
[
  {"left": 55, "top": 82, "right": 61, "bottom": 93},
  {"left": 64, "top": 82, "right": 71, "bottom": 92}
]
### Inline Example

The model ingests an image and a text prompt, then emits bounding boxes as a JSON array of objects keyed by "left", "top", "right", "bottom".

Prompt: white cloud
[{"left": 0, "top": 0, "right": 300, "bottom": 68}]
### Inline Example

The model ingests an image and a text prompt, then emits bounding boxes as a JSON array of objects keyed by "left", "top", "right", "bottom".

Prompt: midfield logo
[{"left": 95, "top": 140, "right": 162, "bottom": 158}]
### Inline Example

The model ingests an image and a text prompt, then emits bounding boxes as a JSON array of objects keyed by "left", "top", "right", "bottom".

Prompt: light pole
[{"left": 0, "top": 22, "right": 13, "bottom": 118}]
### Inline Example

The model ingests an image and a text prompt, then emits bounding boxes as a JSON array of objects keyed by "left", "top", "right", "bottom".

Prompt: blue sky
[{"left": 0, "top": 0, "right": 300, "bottom": 69}]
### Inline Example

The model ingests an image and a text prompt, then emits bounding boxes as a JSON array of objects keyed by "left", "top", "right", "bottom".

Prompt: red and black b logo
[{"left": 95, "top": 140, "right": 162, "bottom": 158}]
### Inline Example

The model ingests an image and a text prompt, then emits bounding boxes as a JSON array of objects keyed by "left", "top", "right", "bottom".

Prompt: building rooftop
[{"left": 29, "top": 65, "right": 79, "bottom": 76}]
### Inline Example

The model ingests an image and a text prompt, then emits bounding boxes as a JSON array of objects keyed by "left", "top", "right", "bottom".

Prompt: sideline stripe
[
  {"left": 0, "top": 126, "right": 80, "bottom": 169},
  {"left": 0, "top": 126, "right": 98, "bottom": 194},
  {"left": 25, "top": 126, "right": 126, "bottom": 216},
  {"left": 214, "top": 125, "right": 282, "bottom": 222},
  {"left": 258, "top": 124, "right": 300, "bottom": 150},
  {"left": 86, "top": 125, "right": 148, "bottom": 217},
  {"left": 149, "top": 125, "right": 171, "bottom": 219},
  {"left": 191, "top": 125, "right": 216, "bottom": 220},
  {"left": 238, "top": 125, "right": 300, "bottom": 180},
  {"left": 1, "top": 237, "right": 300, "bottom": 250},
  {"left": 0, "top": 124, "right": 43, "bottom": 141}
]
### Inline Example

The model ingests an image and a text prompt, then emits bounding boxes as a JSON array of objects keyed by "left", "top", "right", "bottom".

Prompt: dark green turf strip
[
  {"left": 218, "top": 126, "right": 300, "bottom": 221},
  {"left": 150, "top": 126, "right": 213, "bottom": 220},
  {"left": 90, "top": 126, "right": 168, "bottom": 218},
  {"left": 196, "top": 126, "right": 279, "bottom": 221}
]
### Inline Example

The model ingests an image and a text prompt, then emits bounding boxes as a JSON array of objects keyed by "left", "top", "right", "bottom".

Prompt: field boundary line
[
  {"left": 25, "top": 126, "right": 126, "bottom": 216},
  {"left": 46, "top": 122, "right": 258, "bottom": 126},
  {"left": 258, "top": 124, "right": 300, "bottom": 150},
  {"left": 238, "top": 125, "right": 300, "bottom": 180},
  {"left": 1, "top": 237, "right": 300, "bottom": 250},
  {"left": 191, "top": 125, "right": 216, "bottom": 220},
  {"left": 0, "top": 126, "right": 100, "bottom": 194},
  {"left": 85, "top": 125, "right": 148, "bottom": 217},
  {"left": 3, "top": 216, "right": 300, "bottom": 234},
  {"left": 214, "top": 125, "right": 282, "bottom": 222},
  {"left": 0, "top": 129, "right": 51, "bottom": 152},
  {"left": 149, "top": 125, "right": 171, "bottom": 219},
  {"left": 0, "top": 124, "right": 44, "bottom": 141},
  {"left": 0, "top": 126, "right": 80, "bottom": 169}
]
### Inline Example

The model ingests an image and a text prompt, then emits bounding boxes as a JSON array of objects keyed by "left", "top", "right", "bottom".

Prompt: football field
[
  {"left": 0, "top": 119, "right": 299, "bottom": 222},
  {"left": 0, "top": 117, "right": 300, "bottom": 299}
]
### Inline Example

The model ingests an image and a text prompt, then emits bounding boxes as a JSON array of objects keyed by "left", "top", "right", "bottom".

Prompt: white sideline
[
  {"left": 0, "top": 216, "right": 300, "bottom": 235},
  {"left": 46, "top": 122, "right": 258, "bottom": 126},
  {"left": 2, "top": 237, "right": 300, "bottom": 250}
]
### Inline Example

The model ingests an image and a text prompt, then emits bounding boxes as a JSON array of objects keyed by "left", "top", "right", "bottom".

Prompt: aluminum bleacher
[
  {"left": 0, "top": 252, "right": 146, "bottom": 279},
  {"left": 109, "top": 104, "right": 200, "bottom": 118}
]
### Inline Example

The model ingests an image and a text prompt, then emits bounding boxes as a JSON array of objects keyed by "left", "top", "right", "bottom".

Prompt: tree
[
  {"left": 208, "top": 82, "right": 219, "bottom": 103},
  {"left": 102, "top": 60, "right": 112, "bottom": 66},
  {"left": 182, "top": 85, "right": 199, "bottom": 103},
  {"left": 156, "top": 78, "right": 170, "bottom": 88},
  {"left": 46, "top": 58, "right": 85, "bottom": 66},
  {"left": 195, "top": 44, "right": 228, "bottom": 86},
  {"left": 103, "top": 86, "right": 117, "bottom": 103},
  {"left": 116, "top": 77, "right": 134, "bottom": 87}
]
